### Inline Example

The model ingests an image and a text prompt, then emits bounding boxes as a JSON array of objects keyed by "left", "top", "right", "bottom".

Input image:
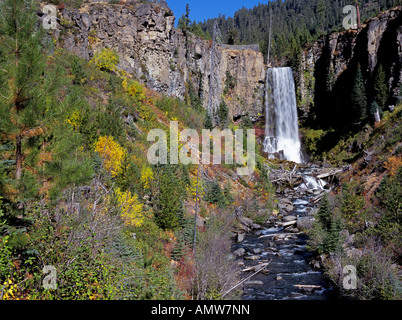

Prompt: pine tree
[
  {"left": 0, "top": 0, "right": 94, "bottom": 207},
  {"left": 217, "top": 99, "right": 229, "bottom": 128},
  {"left": 352, "top": 64, "right": 368, "bottom": 123},
  {"left": 374, "top": 64, "right": 388, "bottom": 110},
  {"left": 317, "top": 0, "right": 326, "bottom": 35},
  {"left": 204, "top": 181, "right": 226, "bottom": 207},
  {"left": 204, "top": 112, "right": 214, "bottom": 129},
  {"left": 155, "top": 165, "right": 183, "bottom": 230},
  {"left": 318, "top": 192, "right": 331, "bottom": 229},
  {"left": 323, "top": 218, "right": 342, "bottom": 253},
  {"left": 0, "top": 0, "right": 68, "bottom": 183},
  {"left": 178, "top": 4, "right": 191, "bottom": 32}
]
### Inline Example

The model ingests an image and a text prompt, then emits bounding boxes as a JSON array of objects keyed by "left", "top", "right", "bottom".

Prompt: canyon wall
[
  {"left": 54, "top": 1, "right": 266, "bottom": 121},
  {"left": 298, "top": 6, "right": 402, "bottom": 126}
]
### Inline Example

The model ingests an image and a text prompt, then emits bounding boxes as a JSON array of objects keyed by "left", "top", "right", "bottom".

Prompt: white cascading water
[
  {"left": 300, "top": 175, "right": 327, "bottom": 190},
  {"left": 263, "top": 67, "right": 302, "bottom": 163}
]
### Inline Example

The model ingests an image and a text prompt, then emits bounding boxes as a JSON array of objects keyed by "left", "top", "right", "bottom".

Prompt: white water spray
[{"left": 264, "top": 67, "right": 302, "bottom": 163}]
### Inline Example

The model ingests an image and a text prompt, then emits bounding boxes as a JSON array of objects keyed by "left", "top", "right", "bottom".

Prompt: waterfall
[{"left": 263, "top": 67, "right": 302, "bottom": 163}]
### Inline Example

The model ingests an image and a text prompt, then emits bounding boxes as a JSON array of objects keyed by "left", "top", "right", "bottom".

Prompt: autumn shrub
[
  {"left": 190, "top": 212, "right": 240, "bottom": 300},
  {"left": 115, "top": 188, "right": 144, "bottom": 228},
  {"left": 123, "top": 78, "right": 147, "bottom": 102},
  {"left": 372, "top": 167, "right": 402, "bottom": 256},
  {"left": 324, "top": 238, "right": 402, "bottom": 300},
  {"left": 340, "top": 182, "right": 366, "bottom": 233},
  {"left": 94, "top": 136, "right": 126, "bottom": 177},
  {"left": 91, "top": 48, "right": 119, "bottom": 72}
]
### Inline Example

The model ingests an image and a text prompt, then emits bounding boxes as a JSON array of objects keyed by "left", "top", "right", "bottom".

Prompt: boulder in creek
[
  {"left": 233, "top": 248, "right": 246, "bottom": 257},
  {"left": 254, "top": 230, "right": 263, "bottom": 236},
  {"left": 244, "top": 255, "right": 261, "bottom": 261},
  {"left": 252, "top": 223, "right": 263, "bottom": 230},
  {"left": 237, "top": 233, "right": 245, "bottom": 243},
  {"left": 297, "top": 217, "right": 315, "bottom": 230},
  {"left": 240, "top": 216, "right": 254, "bottom": 227},
  {"left": 283, "top": 215, "right": 297, "bottom": 222}
]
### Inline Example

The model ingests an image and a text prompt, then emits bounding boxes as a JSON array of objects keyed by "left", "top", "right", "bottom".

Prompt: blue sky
[{"left": 166, "top": 0, "right": 268, "bottom": 24}]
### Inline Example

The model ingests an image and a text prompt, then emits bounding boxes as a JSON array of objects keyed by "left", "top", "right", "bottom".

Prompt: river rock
[
  {"left": 297, "top": 217, "right": 315, "bottom": 230},
  {"left": 244, "top": 255, "right": 261, "bottom": 261},
  {"left": 276, "top": 276, "right": 283, "bottom": 281},
  {"left": 252, "top": 248, "right": 262, "bottom": 254},
  {"left": 233, "top": 248, "right": 246, "bottom": 257},
  {"left": 240, "top": 217, "right": 254, "bottom": 228},
  {"left": 237, "top": 233, "right": 245, "bottom": 243},
  {"left": 252, "top": 223, "right": 262, "bottom": 230}
]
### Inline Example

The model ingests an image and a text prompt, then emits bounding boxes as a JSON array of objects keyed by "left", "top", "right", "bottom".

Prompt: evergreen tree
[
  {"left": 204, "top": 112, "right": 214, "bottom": 129},
  {"left": 155, "top": 165, "right": 184, "bottom": 230},
  {"left": 318, "top": 192, "right": 331, "bottom": 229},
  {"left": 316, "top": 0, "right": 326, "bottom": 35},
  {"left": 0, "top": 0, "right": 57, "bottom": 180},
  {"left": 374, "top": 64, "right": 388, "bottom": 110},
  {"left": 217, "top": 99, "right": 229, "bottom": 128},
  {"left": 178, "top": 3, "right": 191, "bottom": 32},
  {"left": 241, "top": 114, "right": 253, "bottom": 129},
  {"left": 0, "top": 0, "right": 93, "bottom": 204},
  {"left": 352, "top": 64, "right": 368, "bottom": 123},
  {"left": 323, "top": 217, "right": 343, "bottom": 253},
  {"left": 204, "top": 181, "right": 226, "bottom": 208}
]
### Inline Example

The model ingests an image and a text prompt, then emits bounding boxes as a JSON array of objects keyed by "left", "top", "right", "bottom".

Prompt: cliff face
[
  {"left": 56, "top": 2, "right": 266, "bottom": 121},
  {"left": 298, "top": 7, "right": 402, "bottom": 126}
]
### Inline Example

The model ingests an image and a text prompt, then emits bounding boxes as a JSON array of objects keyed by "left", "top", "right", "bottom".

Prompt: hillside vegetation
[{"left": 0, "top": 0, "right": 276, "bottom": 300}]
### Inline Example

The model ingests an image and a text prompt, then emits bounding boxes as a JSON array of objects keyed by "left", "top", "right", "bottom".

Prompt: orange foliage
[{"left": 384, "top": 155, "right": 402, "bottom": 177}]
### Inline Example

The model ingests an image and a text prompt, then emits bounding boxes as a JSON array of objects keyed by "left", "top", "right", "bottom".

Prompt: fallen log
[
  {"left": 241, "top": 263, "right": 269, "bottom": 273},
  {"left": 222, "top": 259, "right": 272, "bottom": 298},
  {"left": 315, "top": 169, "right": 343, "bottom": 179},
  {"left": 280, "top": 220, "right": 297, "bottom": 227}
]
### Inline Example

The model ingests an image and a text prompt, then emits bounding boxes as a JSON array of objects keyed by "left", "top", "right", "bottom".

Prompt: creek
[{"left": 233, "top": 166, "right": 339, "bottom": 300}]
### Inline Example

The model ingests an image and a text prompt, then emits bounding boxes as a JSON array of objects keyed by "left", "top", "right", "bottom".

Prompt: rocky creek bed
[{"left": 232, "top": 166, "right": 344, "bottom": 300}]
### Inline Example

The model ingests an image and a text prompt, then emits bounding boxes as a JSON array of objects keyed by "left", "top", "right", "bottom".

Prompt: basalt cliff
[
  {"left": 46, "top": 2, "right": 402, "bottom": 126},
  {"left": 52, "top": 1, "right": 266, "bottom": 121},
  {"left": 298, "top": 6, "right": 402, "bottom": 126}
]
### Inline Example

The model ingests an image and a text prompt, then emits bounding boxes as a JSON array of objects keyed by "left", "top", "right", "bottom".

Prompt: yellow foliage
[
  {"left": 66, "top": 110, "right": 81, "bottom": 130},
  {"left": 122, "top": 78, "right": 146, "bottom": 102},
  {"left": 116, "top": 188, "right": 144, "bottom": 227},
  {"left": 140, "top": 166, "right": 154, "bottom": 189},
  {"left": 186, "top": 175, "right": 205, "bottom": 201},
  {"left": 94, "top": 136, "right": 126, "bottom": 177},
  {"left": 90, "top": 48, "right": 119, "bottom": 72},
  {"left": 384, "top": 155, "right": 402, "bottom": 177},
  {"left": 1, "top": 279, "right": 17, "bottom": 300}
]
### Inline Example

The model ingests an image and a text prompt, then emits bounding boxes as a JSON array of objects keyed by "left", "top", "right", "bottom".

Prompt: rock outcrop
[
  {"left": 54, "top": 1, "right": 265, "bottom": 121},
  {"left": 298, "top": 6, "right": 402, "bottom": 124}
]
